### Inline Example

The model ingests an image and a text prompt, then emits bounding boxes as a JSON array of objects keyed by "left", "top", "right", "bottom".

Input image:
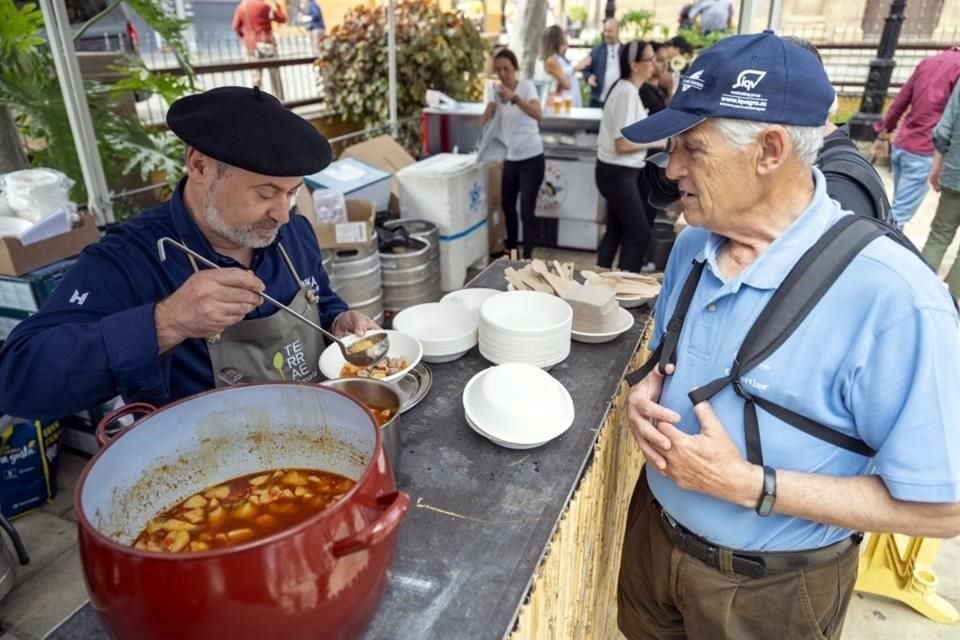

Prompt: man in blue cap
[
  {"left": 617, "top": 32, "right": 960, "bottom": 639},
  {"left": 0, "top": 87, "right": 379, "bottom": 420}
]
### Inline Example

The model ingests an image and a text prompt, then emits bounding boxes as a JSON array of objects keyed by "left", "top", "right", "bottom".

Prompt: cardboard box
[
  {"left": 309, "top": 199, "right": 376, "bottom": 250},
  {"left": 304, "top": 158, "right": 392, "bottom": 213},
  {"left": 487, "top": 161, "right": 505, "bottom": 255},
  {"left": 340, "top": 135, "right": 416, "bottom": 215},
  {"left": 0, "top": 213, "right": 99, "bottom": 277}
]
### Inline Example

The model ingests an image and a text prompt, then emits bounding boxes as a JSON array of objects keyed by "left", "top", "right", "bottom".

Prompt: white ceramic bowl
[
  {"left": 462, "top": 364, "right": 574, "bottom": 448},
  {"left": 319, "top": 330, "right": 423, "bottom": 383},
  {"left": 617, "top": 294, "right": 653, "bottom": 309},
  {"left": 392, "top": 303, "right": 479, "bottom": 360},
  {"left": 440, "top": 288, "right": 501, "bottom": 313},
  {"left": 571, "top": 307, "right": 636, "bottom": 344},
  {"left": 480, "top": 291, "right": 572, "bottom": 335}
]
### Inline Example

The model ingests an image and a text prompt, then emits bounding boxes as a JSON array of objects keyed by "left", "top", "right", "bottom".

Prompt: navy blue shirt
[{"left": 0, "top": 181, "right": 347, "bottom": 420}]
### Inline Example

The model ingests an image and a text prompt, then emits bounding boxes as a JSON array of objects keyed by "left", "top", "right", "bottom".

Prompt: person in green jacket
[{"left": 922, "top": 80, "right": 960, "bottom": 299}]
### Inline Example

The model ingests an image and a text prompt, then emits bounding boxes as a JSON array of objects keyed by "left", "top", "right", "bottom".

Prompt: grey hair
[{"left": 712, "top": 118, "right": 823, "bottom": 167}]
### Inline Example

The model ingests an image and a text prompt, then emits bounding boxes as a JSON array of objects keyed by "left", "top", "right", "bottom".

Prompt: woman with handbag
[
  {"left": 232, "top": 0, "right": 286, "bottom": 101},
  {"left": 595, "top": 40, "right": 664, "bottom": 272},
  {"left": 480, "top": 49, "right": 545, "bottom": 259}
]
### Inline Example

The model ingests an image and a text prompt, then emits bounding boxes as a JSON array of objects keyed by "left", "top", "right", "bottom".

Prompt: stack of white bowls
[
  {"left": 462, "top": 362, "right": 574, "bottom": 449},
  {"left": 478, "top": 291, "right": 572, "bottom": 369},
  {"left": 391, "top": 302, "right": 479, "bottom": 363}
]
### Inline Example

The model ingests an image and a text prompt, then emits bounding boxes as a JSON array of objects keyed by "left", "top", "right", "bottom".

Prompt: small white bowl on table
[
  {"left": 462, "top": 362, "right": 575, "bottom": 449},
  {"left": 440, "top": 288, "right": 501, "bottom": 313},
  {"left": 318, "top": 330, "right": 422, "bottom": 383},
  {"left": 570, "top": 307, "right": 636, "bottom": 344},
  {"left": 391, "top": 302, "right": 479, "bottom": 364}
]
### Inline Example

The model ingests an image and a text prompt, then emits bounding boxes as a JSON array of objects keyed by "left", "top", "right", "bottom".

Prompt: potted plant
[{"left": 566, "top": 5, "right": 588, "bottom": 39}]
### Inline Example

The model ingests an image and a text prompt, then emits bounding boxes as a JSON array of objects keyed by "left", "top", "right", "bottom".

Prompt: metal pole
[
  {"left": 387, "top": 0, "right": 398, "bottom": 138},
  {"left": 738, "top": 0, "right": 756, "bottom": 33},
  {"left": 849, "top": 0, "right": 907, "bottom": 141},
  {"left": 767, "top": 0, "right": 783, "bottom": 31},
  {"left": 603, "top": 0, "right": 614, "bottom": 20},
  {"left": 38, "top": 0, "right": 114, "bottom": 224}
]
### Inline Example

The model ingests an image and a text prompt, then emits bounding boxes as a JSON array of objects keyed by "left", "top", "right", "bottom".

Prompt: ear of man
[{"left": 755, "top": 125, "right": 792, "bottom": 176}]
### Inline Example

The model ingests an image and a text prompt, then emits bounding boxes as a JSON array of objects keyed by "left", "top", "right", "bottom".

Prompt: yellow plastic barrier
[{"left": 856, "top": 534, "right": 959, "bottom": 624}]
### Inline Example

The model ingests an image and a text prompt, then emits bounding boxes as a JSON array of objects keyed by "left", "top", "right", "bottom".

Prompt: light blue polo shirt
[{"left": 648, "top": 168, "right": 960, "bottom": 552}]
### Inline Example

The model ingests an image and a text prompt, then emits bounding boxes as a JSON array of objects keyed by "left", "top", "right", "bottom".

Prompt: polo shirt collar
[{"left": 697, "top": 168, "right": 839, "bottom": 292}]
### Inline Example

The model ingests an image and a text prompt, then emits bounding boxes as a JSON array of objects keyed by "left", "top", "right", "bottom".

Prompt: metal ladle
[{"left": 157, "top": 237, "right": 390, "bottom": 367}]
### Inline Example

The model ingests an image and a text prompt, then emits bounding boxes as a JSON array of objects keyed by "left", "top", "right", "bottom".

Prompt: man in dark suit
[{"left": 577, "top": 18, "right": 621, "bottom": 108}]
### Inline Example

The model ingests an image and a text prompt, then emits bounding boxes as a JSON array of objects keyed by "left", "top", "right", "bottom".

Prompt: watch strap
[{"left": 755, "top": 465, "right": 777, "bottom": 517}]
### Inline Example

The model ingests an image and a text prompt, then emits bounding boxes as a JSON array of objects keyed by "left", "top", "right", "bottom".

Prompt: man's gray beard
[{"left": 202, "top": 193, "right": 277, "bottom": 249}]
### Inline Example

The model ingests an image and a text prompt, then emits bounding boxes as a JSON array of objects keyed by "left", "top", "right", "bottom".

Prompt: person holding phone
[{"left": 481, "top": 49, "right": 545, "bottom": 259}]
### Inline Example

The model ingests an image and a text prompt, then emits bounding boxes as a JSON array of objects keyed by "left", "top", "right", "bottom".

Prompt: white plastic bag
[
  {"left": 312, "top": 189, "right": 347, "bottom": 225},
  {"left": 0, "top": 168, "right": 75, "bottom": 223}
]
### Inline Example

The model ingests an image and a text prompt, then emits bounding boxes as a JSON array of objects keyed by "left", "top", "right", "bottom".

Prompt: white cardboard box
[{"left": 305, "top": 157, "right": 391, "bottom": 213}]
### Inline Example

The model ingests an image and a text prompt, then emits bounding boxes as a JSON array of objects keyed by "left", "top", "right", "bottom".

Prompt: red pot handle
[
  {"left": 331, "top": 490, "right": 410, "bottom": 558},
  {"left": 95, "top": 402, "right": 157, "bottom": 448}
]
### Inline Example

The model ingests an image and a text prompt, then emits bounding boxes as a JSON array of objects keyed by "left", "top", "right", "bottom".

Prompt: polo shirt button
[{"left": 707, "top": 303, "right": 717, "bottom": 312}]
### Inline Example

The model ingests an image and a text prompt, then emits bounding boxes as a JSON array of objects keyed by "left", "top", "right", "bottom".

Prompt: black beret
[{"left": 167, "top": 86, "right": 332, "bottom": 177}]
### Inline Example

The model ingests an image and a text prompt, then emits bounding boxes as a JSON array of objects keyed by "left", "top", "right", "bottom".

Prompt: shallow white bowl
[
  {"left": 617, "top": 294, "right": 654, "bottom": 309},
  {"left": 392, "top": 302, "right": 478, "bottom": 356},
  {"left": 571, "top": 307, "right": 636, "bottom": 344},
  {"left": 319, "top": 329, "right": 423, "bottom": 383},
  {"left": 462, "top": 364, "right": 574, "bottom": 448},
  {"left": 480, "top": 291, "right": 573, "bottom": 335},
  {"left": 440, "top": 288, "right": 501, "bottom": 312}
]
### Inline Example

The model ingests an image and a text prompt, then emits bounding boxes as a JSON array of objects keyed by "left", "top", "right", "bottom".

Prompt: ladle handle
[
  {"left": 0, "top": 512, "right": 29, "bottom": 565},
  {"left": 156, "top": 237, "right": 344, "bottom": 347}
]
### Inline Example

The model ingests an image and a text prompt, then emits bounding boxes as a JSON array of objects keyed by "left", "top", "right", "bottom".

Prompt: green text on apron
[{"left": 189, "top": 244, "right": 325, "bottom": 386}]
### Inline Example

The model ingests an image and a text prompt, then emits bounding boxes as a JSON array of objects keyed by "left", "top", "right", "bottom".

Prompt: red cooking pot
[{"left": 75, "top": 383, "right": 409, "bottom": 640}]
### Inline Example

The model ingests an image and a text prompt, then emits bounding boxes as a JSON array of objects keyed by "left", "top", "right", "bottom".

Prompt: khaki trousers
[{"left": 617, "top": 469, "right": 859, "bottom": 640}]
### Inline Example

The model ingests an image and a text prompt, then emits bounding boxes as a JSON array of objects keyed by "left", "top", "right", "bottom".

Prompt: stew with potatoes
[{"left": 132, "top": 468, "right": 355, "bottom": 553}]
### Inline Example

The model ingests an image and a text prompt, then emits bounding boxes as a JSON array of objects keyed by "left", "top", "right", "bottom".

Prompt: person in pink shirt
[
  {"left": 232, "top": 0, "right": 287, "bottom": 101},
  {"left": 872, "top": 46, "right": 960, "bottom": 228}
]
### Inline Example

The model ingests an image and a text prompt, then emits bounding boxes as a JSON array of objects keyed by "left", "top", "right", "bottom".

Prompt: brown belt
[{"left": 658, "top": 505, "right": 861, "bottom": 579}]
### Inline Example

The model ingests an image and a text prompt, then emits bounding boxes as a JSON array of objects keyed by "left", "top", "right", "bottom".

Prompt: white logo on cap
[
  {"left": 681, "top": 69, "right": 705, "bottom": 93},
  {"left": 732, "top": 69, "right": 767, "bottom": 92}
]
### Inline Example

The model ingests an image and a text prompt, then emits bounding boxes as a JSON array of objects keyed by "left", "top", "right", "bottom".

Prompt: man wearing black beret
[{"left": 0, "top": 87, "right": 379, "bottom": 419}]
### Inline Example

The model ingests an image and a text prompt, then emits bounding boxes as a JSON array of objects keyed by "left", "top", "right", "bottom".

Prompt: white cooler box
[
  {"left": 397, "top": 153, "right": 489, "bottom": 291},
  {"left": 535, "top": 156, "right": 603, "bottom": 222}
]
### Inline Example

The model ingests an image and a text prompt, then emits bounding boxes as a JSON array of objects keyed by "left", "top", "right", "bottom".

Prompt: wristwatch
[
  {"left": 510, "top": 95, "right": 519, "bottom": 105},
  {"left": 755, "top": 465, "right": 777, "bottom": 517}
]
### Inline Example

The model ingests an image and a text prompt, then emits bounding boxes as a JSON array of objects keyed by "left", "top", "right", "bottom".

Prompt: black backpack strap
[
  {"left": 624, "top": 259, "right": 705, "bottom": 387},
  {"left": 689, "top": 216, "right": 887, "bottom": 464}
]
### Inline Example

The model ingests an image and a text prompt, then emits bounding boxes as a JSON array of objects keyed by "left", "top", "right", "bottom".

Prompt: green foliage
[
  {"left": 620, "top": 9, "right": 656, "bottom": 40},
  {"left": 104, "top": 116, "right": 184, "bottom": 182},
  {"left": 0, "top": 0, "right": 192, "bottom": 208},
  {"left": 675, "top": 27, "right": 731, "bottom": 49},
  {"left": 0, "top": 0, "right": 44, "bottom": 60},
  {"left": 566, "top": 5, "right": 587, "bottom": 24},
  {"left": 317, "top": 0, "right": 488, "bottom": 152}
]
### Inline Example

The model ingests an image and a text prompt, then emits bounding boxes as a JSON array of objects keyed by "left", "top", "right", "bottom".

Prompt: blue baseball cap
[{"left": 621, "top": 31, "right": 834, "bottom": 143}]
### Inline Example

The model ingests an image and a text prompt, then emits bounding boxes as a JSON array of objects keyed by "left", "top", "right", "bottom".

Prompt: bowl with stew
[
  {"left": 319, "top": 329, "right": 422, "bottom": 383},
  {"left": 320, "top": 378, "right": 402, "bottom": 469}
]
